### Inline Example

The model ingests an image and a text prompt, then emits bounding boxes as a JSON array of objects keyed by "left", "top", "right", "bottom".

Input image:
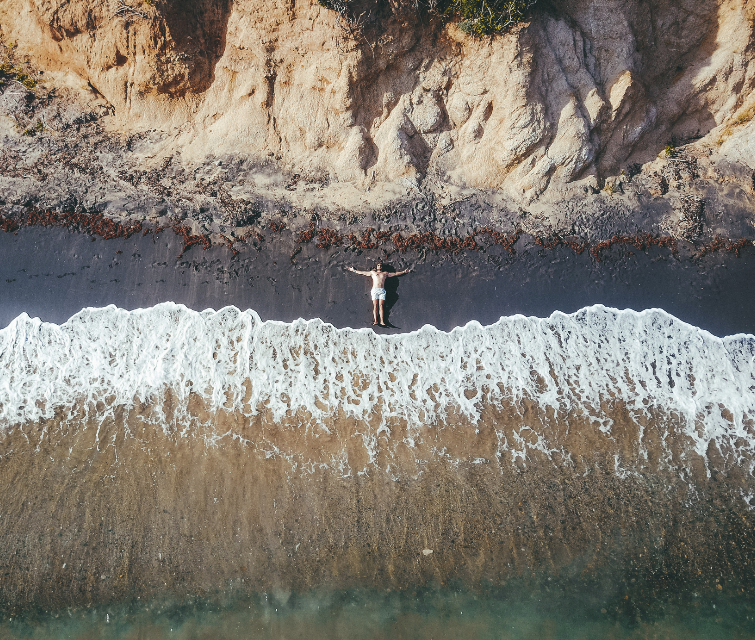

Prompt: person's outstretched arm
[
  {"left": 386, "top": 267, "right": 412, "bottom": 277},
  {"left": 346, "top": 266, "right": 372, "bottom": 276}
]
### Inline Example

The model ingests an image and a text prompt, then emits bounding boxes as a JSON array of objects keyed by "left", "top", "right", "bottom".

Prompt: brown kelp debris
[
  {"left": 346, "top": 228, "right": 393, "bottom": 250},
  {"left": 696, "top": 236, "right": 751, "bottom": 258},
  {"left": 315, "top": 227, "right": 343, "bottom": 249},
  {"left": 475, "top": 228, "right": 522, "bottom": 254},
  {"left": 221, "top": 235, "right": 239, "bottom": 257},
  {"left": 12, "top": 207, "right": 212, "bottom": 259},
  {"left": 294, "top": 225, "right": 523, "bottom": 256},
  {"left": 296, "top": 222, "right": 318, "bottom": 244},
  {"left": 23, "top": 207, "right": 143, "bottom": 239},
  {"left": 0, "top": 206, "right": 751, "bottom": 264},
  {"left": 141, "top": 223, "right": 168, "bottom": 236},
  {"left": 533, "top": 234, "right": 587, "bottom": 254},
  {"left": 590, "top": 233, "right": 678, "bottom": 262},
  {"left": 390, "top": 231, "right": 481, "bottom": 254},
  {"left": 171, "top": 222, "right": 211, "bottom": 259},
  {"left": 0, "top": 213, "right": 19, "bottom": 232}
]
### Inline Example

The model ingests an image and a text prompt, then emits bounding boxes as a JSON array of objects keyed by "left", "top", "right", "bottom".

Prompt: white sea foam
[{"left": 0, "top": 303, "right": 753, "bottom": 476}]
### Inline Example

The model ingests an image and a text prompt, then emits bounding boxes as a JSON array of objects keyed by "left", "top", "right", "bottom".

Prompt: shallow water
[
  {"left": 0, "top": 304, "right": 753, "bottom": 636},
  {"left": 2, "top": 582, "right": 754, "bottom": 639}
]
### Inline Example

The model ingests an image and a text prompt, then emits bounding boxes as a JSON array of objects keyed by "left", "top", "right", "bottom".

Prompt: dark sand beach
[{"left": 1, "top": 226, "right": 754, "bottom": 336}]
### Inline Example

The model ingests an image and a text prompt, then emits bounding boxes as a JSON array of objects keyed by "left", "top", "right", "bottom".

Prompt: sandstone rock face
[{"left": 1, "top": 0, "right": 754, "bottom": 206}]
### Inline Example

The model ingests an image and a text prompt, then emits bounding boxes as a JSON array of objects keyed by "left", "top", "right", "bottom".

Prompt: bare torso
[{"left": 369, "top": 271, "right": 389, "bottom": 288}]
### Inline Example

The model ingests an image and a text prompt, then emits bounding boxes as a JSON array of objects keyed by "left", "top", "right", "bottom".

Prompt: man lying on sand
[{"left": 346, "top": 262, "right": 412, "bottom": 327}]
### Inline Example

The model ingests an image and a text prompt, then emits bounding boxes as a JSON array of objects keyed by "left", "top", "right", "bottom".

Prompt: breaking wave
[
  {"left": 1, "top": 303, "right": 753, "bottom": 479},
  {"left": 2, "top": 303, "right": 755, "bottom": 612}
]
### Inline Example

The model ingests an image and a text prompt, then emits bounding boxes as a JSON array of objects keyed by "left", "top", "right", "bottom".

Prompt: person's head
[{"left": 375, "top": 262, "right": 383, "bottom": 272}]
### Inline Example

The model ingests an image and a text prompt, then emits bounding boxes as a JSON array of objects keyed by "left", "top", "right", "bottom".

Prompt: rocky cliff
[{"left": 0, "top": 0, "right": 754, "bottom": 241}]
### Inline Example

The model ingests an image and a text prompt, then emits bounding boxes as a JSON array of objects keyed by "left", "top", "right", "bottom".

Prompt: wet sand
[
  {"left": 1, "top": 226, "right": 754, "bottom": 336},
  {"left": 1, "top": 399, "right": 753, "bottom": 613}
]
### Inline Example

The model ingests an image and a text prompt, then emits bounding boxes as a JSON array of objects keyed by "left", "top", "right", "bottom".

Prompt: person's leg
[
  {"left": 372, "top": 300, "right": 379, "bottom": 324},
  {"left": 378, "top": 300, "right": 385, "bottom": 325}
]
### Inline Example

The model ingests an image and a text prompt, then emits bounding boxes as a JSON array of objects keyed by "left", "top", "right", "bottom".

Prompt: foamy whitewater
[{"left": 1, "top": 303, "right": 753, "bottom": 480}]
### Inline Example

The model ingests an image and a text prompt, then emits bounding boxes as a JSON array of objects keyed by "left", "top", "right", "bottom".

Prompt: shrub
[
  {"left": 734, "top": 105, "right": 755, "bottom": 126},
  {"left": 716, "top": 126, "right": 733, "bottom": 146},
  {"left": 0, "top": 60, "right": 16, "bottom": 79},
  {"left": 444, "top": 0, "right": 537, "bottom": 37},
  {"left": 0, "top": 41, "right": 37, "bottom": 90},
  {"left": 21, "top": 120, "right": 43, "bottom": 136},
  {"left": 318, "top": 0, "right": 368, "bottom": 39},
  {"left": 318, "top": 0, "right": 537, "bottom": 39},
  {"left": 15, "top": 70, "right": 37, "bottom": 89}
]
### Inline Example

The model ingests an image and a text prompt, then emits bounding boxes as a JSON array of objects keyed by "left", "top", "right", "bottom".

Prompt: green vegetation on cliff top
[{"left": 319, "top": 0, "right": 537, "bottom": 37}]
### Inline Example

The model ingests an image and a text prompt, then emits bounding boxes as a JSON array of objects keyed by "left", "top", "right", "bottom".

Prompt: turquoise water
[{"left": 2, "top": 579, "right": 754, "bottom": 639}]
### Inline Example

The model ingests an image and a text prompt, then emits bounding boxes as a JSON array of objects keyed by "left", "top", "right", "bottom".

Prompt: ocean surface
[{"left": 0, "top": 303, "right": 754, "bottom": 638}]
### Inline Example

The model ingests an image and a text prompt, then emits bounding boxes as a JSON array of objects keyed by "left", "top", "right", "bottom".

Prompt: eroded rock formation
[{"left": 0, "top": 0, "right": 754, "bottom": 227}]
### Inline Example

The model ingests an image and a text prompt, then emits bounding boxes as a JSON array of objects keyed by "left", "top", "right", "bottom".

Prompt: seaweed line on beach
[
  {"left": 1, "top": 207, "right": 753, "bottom": 263},
  {"left": 590, "top": 233, "right": 679, "bottom": 262}
]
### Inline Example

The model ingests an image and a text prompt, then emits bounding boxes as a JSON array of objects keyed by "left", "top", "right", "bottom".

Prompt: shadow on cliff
[
  {"left": 154, "top": 0, "right": 233, "bottom": 95},
  {"left": 351, "top": 19, "right": 459, "bottom": 180},
  {"left": 610, "top": 0, "right": 721, "bottom": 171},
  {"left": 529, "top": 0, "right": 723, "bottom": 186}
]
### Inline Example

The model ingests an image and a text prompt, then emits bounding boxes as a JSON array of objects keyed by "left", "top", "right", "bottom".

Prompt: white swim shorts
[{"left": 371, "top": 287, "right": 386, "bottom": 301}]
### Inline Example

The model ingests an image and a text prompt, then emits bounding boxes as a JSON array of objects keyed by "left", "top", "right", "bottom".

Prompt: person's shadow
[{"left": 382, "top": 264, "right": 404, "bottom": 329}]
